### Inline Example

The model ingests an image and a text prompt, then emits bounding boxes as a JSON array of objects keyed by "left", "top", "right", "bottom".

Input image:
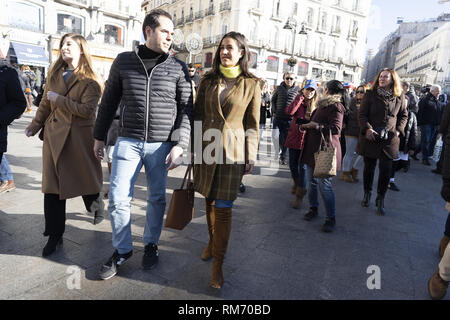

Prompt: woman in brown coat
[
  {"left": 357, "top": 68, "right": 408, "bottom": 215},
  {"left": 25, "top": 33, "right": 104, "bottom": 256},
  {"left": 300, "top": 80, "right": 347, "bottom": 233},
  {"left": 193, "top": 32, "right": 260, "bottom": 288}
]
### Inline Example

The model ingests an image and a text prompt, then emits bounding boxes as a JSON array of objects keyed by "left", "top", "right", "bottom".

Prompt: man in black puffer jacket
[
  {"left": 94, "top": 9, "right": 193, "bottom": 280},
  {"left": 271, "top": 72, "right": 299, "bottom": 164},
  {"left": 0, "top": 60, "right": 27, "bottom": 164}
]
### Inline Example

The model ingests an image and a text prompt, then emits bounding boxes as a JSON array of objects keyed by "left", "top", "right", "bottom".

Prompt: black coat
[
  {"left": 344, "top": 98, "right": 360, "bottom": 137},
  {"left": 417, "top": 93, "right": 442, "bottom": 126},
  {"left": 94, "top": 45, "right": 193, "bottom": 151},
  {"left": 271, "top": 82, "right": 299, "bottom": 121},
  {"left": 440, "top": 102, "right": 450, "bottom": 201},
  {"left": 0, "top": 64, "right": 27, "bottom": 153},
  {"left": 260, "top": 92, "right": 271, "bottom": 124},
  {"left": 399, "top": 111, "right": 417, "bottom": 153}
]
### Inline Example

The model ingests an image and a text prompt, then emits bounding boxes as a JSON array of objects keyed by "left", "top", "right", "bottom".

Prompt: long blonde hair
[
  {"left": 48, "top": 33, "right": 101, "bottom": 91},
  {"left": 302, "top": 88, "right": 318, "bottom": 114},
  {"left": 371, "top": 68, "right": 403, "bottom": 97}
]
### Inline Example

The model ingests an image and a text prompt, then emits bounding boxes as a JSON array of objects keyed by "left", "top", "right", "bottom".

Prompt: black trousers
[
  {"left": 43, "top": 193, "right": 100, "bottom": 237},
  {"left": 363, "top": 153, "right": 393, "bottom": 196},
  {"left": 437, "top": 142, "right": 446, "bottom": 171},
  {"left": 0, "top": 152, "right": 3, "bottom": 164}
]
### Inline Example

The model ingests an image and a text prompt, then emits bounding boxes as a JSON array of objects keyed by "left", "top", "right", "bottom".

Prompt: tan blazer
[
  {"left": 26, "top": 71, "right": 103, "bottom": 199},
  {"left": 193, "top": 75, "right": 261, "bottom": 201}
]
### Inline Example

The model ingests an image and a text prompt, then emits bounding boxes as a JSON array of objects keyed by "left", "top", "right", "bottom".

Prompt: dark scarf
[{"left": 377, "top": 87, "right": 394, "bottom": 100}]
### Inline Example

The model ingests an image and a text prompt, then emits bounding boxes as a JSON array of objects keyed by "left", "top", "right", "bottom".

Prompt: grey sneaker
[{"left": 99, "top": 250, "right": 132, "bottom": 280}]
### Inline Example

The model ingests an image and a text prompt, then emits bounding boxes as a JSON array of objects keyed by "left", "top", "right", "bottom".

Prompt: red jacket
[{"left": 285, "top": 93, "right": 307, "bottom": 150}]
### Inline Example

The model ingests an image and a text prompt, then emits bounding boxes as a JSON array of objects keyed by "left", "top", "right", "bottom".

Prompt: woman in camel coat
[
  {"left": 26, "top": 33, "right": 103, "bottom": 257},
  {"left": 193, "top": 32, "right": 260, "bottom": 289}
]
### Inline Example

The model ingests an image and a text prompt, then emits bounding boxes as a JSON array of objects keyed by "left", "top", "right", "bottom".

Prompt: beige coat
[
  {"left": 26, "top": 71, "right": 103, "bottom": 199},
  {"left": 193, "top": 75, "right": 261, "bottom": 201}
]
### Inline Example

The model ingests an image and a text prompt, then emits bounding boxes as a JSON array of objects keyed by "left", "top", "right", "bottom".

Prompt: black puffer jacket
[
  {"left": 417, "top": 93, "right": 442, "bottom": 126},
  {"left": 94, "top": 46, "right": 193, "bottom": 150},
  {"left": 400, "top": 111, "right": 417, "bottom": 153},
  {"left": 0, "top": 63, "right": 27, "bottom": 153},
  {"left": 271, "top": 82, "right": 299, "bottom": 121},
  {"left": 440, "top": 102, "right": 450, "bottom": 201}
]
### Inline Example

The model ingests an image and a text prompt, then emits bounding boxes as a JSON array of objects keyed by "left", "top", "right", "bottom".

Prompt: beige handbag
[{"left": 313, "top": 130, "right": 337, "bottom": 179}]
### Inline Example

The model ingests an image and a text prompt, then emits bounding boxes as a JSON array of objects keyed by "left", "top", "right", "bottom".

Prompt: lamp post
[
  {"left": 283, "top": 17, "right": 307, "bottom": 71},
  {"left": 432, "top": 66, "right": 444, "bottom": 84}
]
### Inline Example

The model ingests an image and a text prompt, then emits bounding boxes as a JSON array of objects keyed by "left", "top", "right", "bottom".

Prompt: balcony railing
[
  {"left": 220, "top": 0, "right": 231, "bottom": 11},
  {"left": 205, "top": 5, "right": 215, "bottom": 17},
  {"left": 186, "top": 13, "right": 194, "bottom": 23},
  {"left": 195, "top": 11, "right": 204, "bottom": 20},
  {"left": 177, "top": 17, "right": 185, "bottom": 26}
]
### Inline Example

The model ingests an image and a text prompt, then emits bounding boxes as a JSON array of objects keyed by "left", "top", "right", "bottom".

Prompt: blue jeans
[
  {"left": 421, "top": 125, "right": 438, "bottom": 161},
  {"left": 306, "top": 165, "right": 336, "bottom": 219},
  {"left": 214, "top": 200, "right": 234, "bottom": 208},
  {"left": 0, "top": 155, "right": 13, "bottom": 181},
  {"left": 273, "top": 118, "right": 290, "bottom": 160},
  {"left": 109, "top": 137, "right": 172, "bottom": 254},
  {"left": 288, "top": 148, "right": 306, "bottom": 188}
]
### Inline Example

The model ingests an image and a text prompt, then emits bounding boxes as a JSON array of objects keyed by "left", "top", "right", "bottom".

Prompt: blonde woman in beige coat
[
  {"left": 25, "top": 33, "right": 103, "bottom": 257},
  {"left": 193, "top": 32, "right": 261, "bottom": 289}
]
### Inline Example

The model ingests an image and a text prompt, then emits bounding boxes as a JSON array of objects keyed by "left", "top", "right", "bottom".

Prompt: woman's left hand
[
  {"left": 244, "top": 164, "right": 254, "bottom": 175},
  {"left": 301, "top": 121, "right": 319, "bottom": 130},
  {"left": 47, "top": 91, "right": 59, "bottom": 102}
]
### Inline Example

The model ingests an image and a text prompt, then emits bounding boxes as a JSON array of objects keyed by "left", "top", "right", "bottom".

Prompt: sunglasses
[
  {"left": 356, "top": 91, "right": 365, "bottom": 94},
  {"left": 188, "top": 69, "right": 195, "bottom": 72},
  {"left": 285, "top": 77, "right": 294, "bottom": 80}
]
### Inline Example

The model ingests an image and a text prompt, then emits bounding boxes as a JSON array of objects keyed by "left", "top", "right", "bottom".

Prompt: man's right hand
[
  {"left": 365, "top": 128, "right": 378, "bottom": 141},
  {"left": 93, "top": 139, "right": 105, "bottom": 161}
]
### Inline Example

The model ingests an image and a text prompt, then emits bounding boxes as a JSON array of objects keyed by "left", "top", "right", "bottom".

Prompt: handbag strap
[{"left": 180, "top": 164, "right": 192, "bottom": 189}]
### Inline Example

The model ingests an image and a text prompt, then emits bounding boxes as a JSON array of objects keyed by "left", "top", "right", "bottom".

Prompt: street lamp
[
  {"left": 432, "top": 66, "right": 444, "bottom": 84},
  {"left": 283, "top": 18, "right": 308, "bottom": 71}
]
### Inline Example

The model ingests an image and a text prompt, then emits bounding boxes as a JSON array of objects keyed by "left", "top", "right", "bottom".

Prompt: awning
[{"left": 9, "top": 42, "right": 49, "bottom": 67}]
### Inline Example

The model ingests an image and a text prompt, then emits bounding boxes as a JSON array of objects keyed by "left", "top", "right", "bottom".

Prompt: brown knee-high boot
[
  {"left": 201, "top": 198, "right": 215, "bottom": 261},
  {"left": 210, "top": 207, "right": 232, "bottom": 289}
]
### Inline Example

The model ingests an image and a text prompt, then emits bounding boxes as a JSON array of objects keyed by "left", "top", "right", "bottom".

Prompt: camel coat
[
  {"left": 193, "top": 75, "right": 261, "bottom": 201},
  {"left": 26, "top": 71, "right": 103, "bottom": 199}
]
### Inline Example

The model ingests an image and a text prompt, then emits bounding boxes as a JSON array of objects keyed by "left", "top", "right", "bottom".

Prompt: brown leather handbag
[{"left": 165, "top": 164, "right": 194, "bottom": 230}]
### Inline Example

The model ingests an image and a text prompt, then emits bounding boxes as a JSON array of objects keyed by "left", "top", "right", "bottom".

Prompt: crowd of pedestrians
[{"left": 1, "top": 8, "right": 449, "bottom": 298}]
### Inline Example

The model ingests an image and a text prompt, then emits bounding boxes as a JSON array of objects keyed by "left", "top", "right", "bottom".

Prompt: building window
[
  {"left": 332, "top": 15, "right": 341, "bottom": 33},
  {"left": 9, "top": 1, "right": 43, "bottom": 32},
  {"left": 353, "top": 0, "right": 360, "bottom": 11},
  {"left": 312, "top": 67, "right": 322, "bottom": 80},
  {"left": 307, "top": 8, "right": 314, "bottom": 27},
  {"left": 267, "top": 55, "right": 279, "bottom": 72},
  {"left": 57, "top": 13, "right": 83, "bottom": 35},
  {"left": 205, "top": 52, "right": 213, "bottom": 68},
  {"left": 283, "top": 59, "right": 291, "bottom": 73},
  {"left": 105, "top": 24, "right": 124, "bottom": 46},
  {"left": 297, "top": 61, "right": 308, "bottom": 76},
  {"left": 321, "top": 12, "right": 328, "bottom": 31},
  {"left": 250, "top": 52, "right": 258, "bottom": 69},
  {"left": 351, "top": 20, "right": 358, "bottom": 37},
  {"left": 249, "top": 20, "right": 258, "bottom": 43}
]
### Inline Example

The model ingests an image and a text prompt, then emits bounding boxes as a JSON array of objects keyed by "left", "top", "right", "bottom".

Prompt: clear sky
[{"left": 366, "top": 0, "right": 450, "bottom": 51}]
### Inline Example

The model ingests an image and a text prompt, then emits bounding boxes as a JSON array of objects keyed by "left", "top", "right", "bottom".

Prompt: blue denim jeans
[
  {"left": 214, "top": 200, "right": 234, "bottom": 208},
  {"left": 273, "top": 118, "right": 290, "bottom": 160},
  {"left": 306, "top": 165, "right": 336, "bottom": 219},
  {"left": 288, "top": 148, "right": 306, "bottom": 188},
  {"left": 421, "top": 125, "right": 438, "bottom": 161},
  {"left": 0, "top": 155, "right": 13, "bottom": 181},
  {"left": 109, "top": 137, "right": 172, "bottom": 254}
]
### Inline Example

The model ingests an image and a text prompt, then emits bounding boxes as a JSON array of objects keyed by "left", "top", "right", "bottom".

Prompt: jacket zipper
[{"left": 134, "top": 51, "right": 170, "bottom": 142}]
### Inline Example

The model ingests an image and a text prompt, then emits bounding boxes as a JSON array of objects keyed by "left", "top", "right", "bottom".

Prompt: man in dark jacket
[
  {"left": 93, "top": 9, "right": 193, "bottom": 280},
  {"left": 418, "top": 85, "right": 443, "bottom": 165},
  {"left": 0, "top": 59, "right": 27, "bottom": 165},
  {"left": 271, "top": 72, "right": 299, "bottom": 164}
]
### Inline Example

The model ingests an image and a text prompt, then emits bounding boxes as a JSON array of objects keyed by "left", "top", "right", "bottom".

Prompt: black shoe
[
  {"left": 376, "top": 195, "right": 386, "bottom": 216},
  {"left": 304, "top": 207, "right": 318, "bottom": 221},
  {"left": 279, "top": 158, "right": 287, "bottom": 165},
  {"left": 42, "top": 236, "right": 63, "bottom": 257},
  {"left": 432, "top": 168, "right": 442, "bottom": 174},
  {"left": 423, "top": 159, "right": 431, "bottom": 166},
  {"left": 143, "top": 243, "right": 159, "bottom": 270},
  {"left": 411, "top": 154, "right": 419, "bottom": 161},
  {"left": 388, "top": 182, "right": 400, "bottom": 192},
  {"left": 99, "top": 250, "right": 133, "bottom": 280},
  {"left": 361, "top": 192, "right": 371, "bottom": 207},
  {"left": 239, "top": 183, "right": 246, "bottom": 193},
  {"left": 322, "top": 218, "right": 336, "bottom": 233}
]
